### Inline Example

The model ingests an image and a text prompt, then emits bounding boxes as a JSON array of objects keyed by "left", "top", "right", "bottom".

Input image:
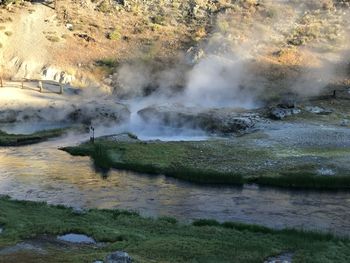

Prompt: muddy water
[{"left": 0, "top": 135, "right": 350, "bottom": 236}]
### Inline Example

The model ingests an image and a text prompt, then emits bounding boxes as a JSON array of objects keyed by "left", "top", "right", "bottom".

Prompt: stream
[{"left": 0, "top": 135, "right": 350, "bottom": 236}]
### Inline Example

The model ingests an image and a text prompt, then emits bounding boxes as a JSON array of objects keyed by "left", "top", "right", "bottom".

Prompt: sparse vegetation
[
  {"left": 96, "top": 0, "right": 112, "bottom": 13},
  {"left": 45, "top": 35, "right": 60, "bottom": 42},
  {"left": 108, "top": 28, "right": 121, "bottom": 41}
]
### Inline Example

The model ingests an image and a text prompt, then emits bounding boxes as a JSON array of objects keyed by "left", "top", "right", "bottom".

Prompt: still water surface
[{"left": 0, "top": 135, "right": 349, "bottom": 235}]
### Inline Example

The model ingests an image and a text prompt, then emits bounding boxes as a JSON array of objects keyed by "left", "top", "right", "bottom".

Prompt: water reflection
[{"left": 0, "top": 136, "right": 350, "bottom": 236}]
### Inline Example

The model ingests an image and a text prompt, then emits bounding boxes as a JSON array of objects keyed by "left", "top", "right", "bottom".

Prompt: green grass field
[{"left": 0, "top": 197, "right": 349, "bottom": 262}]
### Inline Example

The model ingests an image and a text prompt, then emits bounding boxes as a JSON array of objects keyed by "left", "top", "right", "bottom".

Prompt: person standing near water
[{"left": 90, "top": 126, "right": 95, "bottom": 143}]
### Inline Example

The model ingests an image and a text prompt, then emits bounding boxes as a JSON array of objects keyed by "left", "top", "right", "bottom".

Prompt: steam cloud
[
  {"left": 113, "top": 1, "right": 350, "bottom": 111},
  {"left": 3, "top": 0, "right": 350, "bottom": 140}
]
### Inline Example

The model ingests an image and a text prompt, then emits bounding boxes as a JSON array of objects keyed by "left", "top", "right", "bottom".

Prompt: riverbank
[
  {"left": 0, "top": 196, "right": 349, "bottom": 263},
  {"left": 62, "top": 129, "right": 350, "bottom": 189},
  {"left": 0, "top": 128, "right": 67, "bottom": 146}
]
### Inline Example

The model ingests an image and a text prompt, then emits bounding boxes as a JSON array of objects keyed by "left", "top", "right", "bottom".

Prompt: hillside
[{"left": 0, "top": 0, "right": 349, "bottom": 101}]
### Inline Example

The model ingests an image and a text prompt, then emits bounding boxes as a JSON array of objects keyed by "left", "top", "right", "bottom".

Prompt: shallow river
[{"left": 0, "top": 135, "right": 350, "bottom": 236}]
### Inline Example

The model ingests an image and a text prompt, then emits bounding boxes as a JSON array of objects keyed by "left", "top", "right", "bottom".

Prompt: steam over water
[
  {"left": 0, "top": 136, "right": 350, "bottom": 236},
  {"left": 125, "top": 112, "right": 208, "bottom": 141}
]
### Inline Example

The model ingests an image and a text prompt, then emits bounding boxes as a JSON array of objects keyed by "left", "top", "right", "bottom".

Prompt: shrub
[
  {"left": 159, "top": 216, "right": 178, "bottom": 224},
  {"left": 217, "top": 19, "right": 230, "bottom": 34},
  {"left": 108, "top": 29, "right": 121, "bottom": 40},
  {"left": 96, "top": 58, "right": 118, "bottom": 68},
  {"left": 192, "top": 219, "right": 220, "bottom": 227},
  {"left": 46, "top": 35, "right": 60, "bottom": 42},
  {"left": 97, "top": 0, "right": 111, "bottom": 13}
]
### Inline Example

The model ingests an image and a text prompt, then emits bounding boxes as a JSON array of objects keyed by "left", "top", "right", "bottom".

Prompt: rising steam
[{"left": 113, "top": 0, "right": 350, "bottom": 111}]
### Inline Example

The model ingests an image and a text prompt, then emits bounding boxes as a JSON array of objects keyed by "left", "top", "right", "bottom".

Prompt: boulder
[
  {"left": 270, "top": 107, "right": 301, "bottom": 120},
  {"left": 106, "top": 251, "right": 132, "bottom": 263},
  {"left": 340, "top": 119, "right": 349, "bottom": 127},
  {"left": 270, "top": 108, "right": 286, "bottom": 120}
]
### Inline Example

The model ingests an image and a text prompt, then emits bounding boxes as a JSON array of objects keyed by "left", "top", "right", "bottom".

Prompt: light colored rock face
[
  {"left": 0, "top": 227, "right": 3, "bottom": 234},
  {"left": 106, "top": 251, "right": 132, "bottom": 263},
  {"left": 41, "top": 66, "right": 74, "bottom": 84},
  {"left": 1, "top": 5, "right": 64, "bottom": 80},
  {"left": 8, "top": 58, "right": 43, "bottom": 80},
  {"left": 7, "top": 57, "right": 77, "bottom": 85}
]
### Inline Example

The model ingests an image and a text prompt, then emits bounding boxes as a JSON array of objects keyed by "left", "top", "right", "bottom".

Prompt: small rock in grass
[
  {"left": 66, "top": 23, "right": 74, "bottom": 30},
  {"left": 264, "top": 252, "right": 293, "bottom": 263},
  {"left": 72, "top": 207, "right": 87, "bottom": 215},
  {"left": 106, "top": 251, "right": 132, "bottom": 263}
]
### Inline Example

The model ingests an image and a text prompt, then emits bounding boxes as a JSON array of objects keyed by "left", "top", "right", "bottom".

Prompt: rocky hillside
[{"left": 0, "top": 0, "right": 349, "bottom": 100}]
